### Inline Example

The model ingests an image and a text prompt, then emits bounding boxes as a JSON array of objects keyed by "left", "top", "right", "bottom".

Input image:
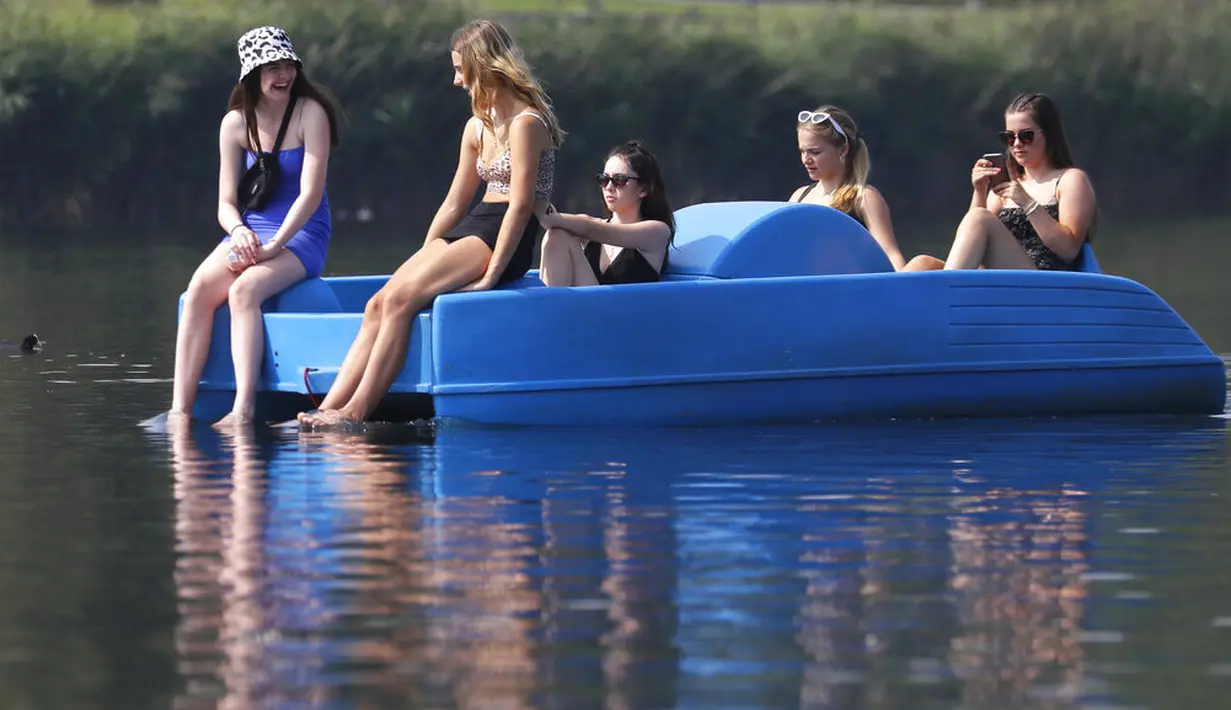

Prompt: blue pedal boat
[{"left": 185, "top": 201, "right": 1228, "bottom": 425}]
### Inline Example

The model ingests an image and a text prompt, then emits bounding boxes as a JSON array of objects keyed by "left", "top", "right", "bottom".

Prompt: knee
[
  {"left": 184, "top": 274, "right": 222, "bottom": 311},
  {"left": 382, "top": 285, "right": 427, "bottom": 319},
  {"left": 903, "top": 254, "right": 945, "bottom": 272},
  {"left": 183, "top": 278, "right": 208, "bottom": 308},
  {"left": 960, "top": 207, "right": 998, "bottom": 230},
  {"left": 227, "top": 277, "right": 262, "bottom": 311},
  {"left": 541, "top": 228, "right": 571, "bottom": 252},
  {"left": 364, "top": 292, "right": 385, "bottom": 320}
]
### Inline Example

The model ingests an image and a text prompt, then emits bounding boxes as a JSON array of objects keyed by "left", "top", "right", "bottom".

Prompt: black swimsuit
[
  {"left": 998, "top": 203, "right": 1074, "bottom": 271},
  {"left": 794, "top": 183, "right": 867, "bottom": 228},
  {"left": 997, "top": 172, "right": 1081, "bottom": 271},
  {"left": 584, "top": 241, "right": 662, "bottom": 285}
]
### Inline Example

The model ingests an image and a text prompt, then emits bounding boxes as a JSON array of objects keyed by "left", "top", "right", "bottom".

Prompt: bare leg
[
  {"left": 539, "top": 228, "right": 598, "bottom": 287},
  {"left": 171, "top": 242, "right": 238, "bottom": 420},
  {"left": 214, "top": 250, "right": 308, "bottom": 430},
  {"left": 944, "top": 208, "right": 1036, "bottom": 270},
  {"left": 302, "top": 285, "right": 390, "bottom": 420},
  {"left": 297, "top": 242, "right": 451, "bottom": 426},
  {"left": 308, "top": 237, "right": 492, "bottom": 426},
  {"left": 902, "top": 254, "right": 946, "bottom": 272}
]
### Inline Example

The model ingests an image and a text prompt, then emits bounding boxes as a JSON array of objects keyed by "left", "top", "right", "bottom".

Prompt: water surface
[{"left": 1, "top": 219, "right": 1230, "bottom": 708}]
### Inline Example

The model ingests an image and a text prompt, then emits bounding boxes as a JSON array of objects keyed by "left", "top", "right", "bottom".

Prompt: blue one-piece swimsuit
[{"left": 225, "top": 145, "right": 331, "bottom": 278}]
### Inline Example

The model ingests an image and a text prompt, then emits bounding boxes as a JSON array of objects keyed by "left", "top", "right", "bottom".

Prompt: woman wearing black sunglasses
[
  {"left": 904, "top": 92, "right": 1097, "bottom": 271},
  {"left": 538, "top": 140, "right": 675, "bottom": 287}
]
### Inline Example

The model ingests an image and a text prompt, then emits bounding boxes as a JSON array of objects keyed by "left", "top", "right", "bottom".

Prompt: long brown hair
[
  {"left": 1002, "top": 92, "right": 1096, "bottom": 242},
  {"left": 1003, "top": 92, "right": 1074, "bottom": 177},
  {"left": 605, "top": 140, "right": 675, "bottom": 242},
  {"left": 226, "top": 66, "right": 343, "bottom": 154},
  {"left": 796, "top": 105, "right": 869, "bottom": 217},
  {"left": 450, "top": 19, "right": 564, "bottom": 148}
]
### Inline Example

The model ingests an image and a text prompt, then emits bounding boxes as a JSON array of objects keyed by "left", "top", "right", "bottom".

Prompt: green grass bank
[{"left": 1, "top": 0, "right": 1228, "bottom": 230}]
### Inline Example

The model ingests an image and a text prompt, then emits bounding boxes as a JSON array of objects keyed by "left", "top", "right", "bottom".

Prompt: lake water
[{"left": 1, "top": 219, "right": 1230, "bottom": 708}]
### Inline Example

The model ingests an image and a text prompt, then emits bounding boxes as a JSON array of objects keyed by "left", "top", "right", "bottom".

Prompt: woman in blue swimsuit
[{"left": 167, "top": 26, "right": 342, "bottom": 430}]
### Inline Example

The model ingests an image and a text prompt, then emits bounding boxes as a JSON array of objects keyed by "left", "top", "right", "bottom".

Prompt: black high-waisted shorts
[{"left": 442, "top": 201, "right": 541, "bottom": 284}]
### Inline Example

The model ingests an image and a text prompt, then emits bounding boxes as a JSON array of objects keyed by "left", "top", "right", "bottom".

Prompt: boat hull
[
  {"left": 188, "top": 270, "right": 1226, "bottom": 425},
  {"left": 184, "top": 202, "right": 1226, "bottom": 425}
]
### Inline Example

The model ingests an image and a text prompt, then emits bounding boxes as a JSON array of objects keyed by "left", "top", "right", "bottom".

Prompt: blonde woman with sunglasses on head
[
  {"left": 903, "top": 92, "right": 1097, "bottom": 271},
  {"left": 789, "top": 105, "right": 905, "bottom": 270}
]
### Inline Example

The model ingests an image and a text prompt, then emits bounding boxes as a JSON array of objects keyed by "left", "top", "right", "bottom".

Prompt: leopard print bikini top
[{"left": 475, "top": 109, "right": 555, "bottom": 201}]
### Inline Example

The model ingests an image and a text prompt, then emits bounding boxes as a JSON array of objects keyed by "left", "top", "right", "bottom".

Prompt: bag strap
[{"left": 268, "top": 95, "right": 298, "bottom": 155}]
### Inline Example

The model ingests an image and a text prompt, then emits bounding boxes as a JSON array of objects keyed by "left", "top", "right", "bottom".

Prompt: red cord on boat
[{"left": 303, "top": 367, "right": 321, "bottom": 408}]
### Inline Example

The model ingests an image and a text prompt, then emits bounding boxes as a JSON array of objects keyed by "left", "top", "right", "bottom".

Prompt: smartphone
[{"left": 982, "top": 152, "right": 1009, "bottom": 188}]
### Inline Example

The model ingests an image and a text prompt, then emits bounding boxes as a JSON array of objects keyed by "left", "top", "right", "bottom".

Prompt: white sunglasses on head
[{"left": 797, "top": 110, "right": 849, "bottom": 142}]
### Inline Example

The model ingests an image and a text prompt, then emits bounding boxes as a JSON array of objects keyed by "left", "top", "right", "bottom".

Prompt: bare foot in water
[
  {"left": 297, "top": 409, "right": 323, "bottom": 426},
  {"left": 212, "top": 411, "right": 254, "bottom": 432},
  {"left": 164, "top": 409, "right": 193, "bottom": 434},
  {"left": 301, "top": 408, "right": 362, "bottom": 430}
]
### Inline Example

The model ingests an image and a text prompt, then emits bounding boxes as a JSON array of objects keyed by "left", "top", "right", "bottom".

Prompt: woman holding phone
[{"left": 903, "top": 92, "right": 1097, "bottom": 271}]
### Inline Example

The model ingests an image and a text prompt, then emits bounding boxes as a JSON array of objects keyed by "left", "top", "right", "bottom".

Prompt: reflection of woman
[
  {"left": 946, "top": 487, "right": 1089, "bottom": 705},
  {"left": 170, "top": 427, "right": 268, "bottom": 707},
  {"left": 596, "top": 476, "right": 681, "bottom": 710}
]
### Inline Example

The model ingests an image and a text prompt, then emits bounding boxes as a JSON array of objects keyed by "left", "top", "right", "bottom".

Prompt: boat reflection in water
[{"left": 163, "top": 414, "right": 1227, "bottom": 708}]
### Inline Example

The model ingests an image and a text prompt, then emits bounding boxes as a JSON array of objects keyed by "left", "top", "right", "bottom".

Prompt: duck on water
[{"left": 0, "top": 335, "right": 42, "bottom": 353}]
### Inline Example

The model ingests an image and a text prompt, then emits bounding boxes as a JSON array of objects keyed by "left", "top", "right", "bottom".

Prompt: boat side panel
[
  {"left": 194, "top": 308, "right": 435, "bottom": 397},
  {"left": 429, "top": 273, "right": 951, "bottom": 390},
  {"left": 435, "top": 362, "right": 1227, "bottom": 425},
  {"left": 429, "top": 270, "right": 1216, "bottom": 392}
]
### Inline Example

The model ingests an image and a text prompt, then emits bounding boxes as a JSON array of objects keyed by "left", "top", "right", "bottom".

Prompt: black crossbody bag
[{"left": 237, "top": 96, "right": 298, "bottom": 213}]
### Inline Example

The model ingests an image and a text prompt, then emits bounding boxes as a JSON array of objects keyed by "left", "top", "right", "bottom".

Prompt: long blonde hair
[
  {"left": 451, "top": 19, "right": 564, "bottom": 148},
  {"left": 797, "top": 105, "right": 869, "bottom": 217}
]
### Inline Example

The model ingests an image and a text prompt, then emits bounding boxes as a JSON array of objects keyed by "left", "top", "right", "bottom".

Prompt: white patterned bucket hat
[{"left": 237, "top": 26, "right": 302, "bottom": 82}]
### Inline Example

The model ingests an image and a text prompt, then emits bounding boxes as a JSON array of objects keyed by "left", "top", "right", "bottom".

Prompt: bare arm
[
  {"left": 544, "top": 213, "right": 671, "bottom": 252},
  {"left": 1026, "top": 168, "right": 1096, "bottom": 262},
  {"left": 269, "top": 99, "right": 331, "bottom": 249},
  {"left": 423, "top": 117, "right": 483, "bottom": 246},
  {"left": 857, "top": 186, "right": 905, "bottom": 271},
  {"left": 217, "top": 110, "right": 248, "bottom": 235},
  {"left": 480, "top": 114, "right": 545, "bottom": 282},
  {"left": 986, "top": 188, "right": 1004, "bottom": 213}
]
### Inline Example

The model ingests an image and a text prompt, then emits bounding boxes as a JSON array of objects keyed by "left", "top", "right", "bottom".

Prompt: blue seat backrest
[
  {"left": 1073, "top": 242, "right": 1101, "bottom": 274},
  {"left": 263, "top": 278, "right": 344, "bottom": 313},
  {"left": 664, "top": 201, "right": 893, "bottom": 279}
]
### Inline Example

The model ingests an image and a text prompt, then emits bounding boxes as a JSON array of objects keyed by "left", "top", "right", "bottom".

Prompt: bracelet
[
  {"left": 228, "top": 223, "right": 246, "bottom": 236},
  {"left": 1024, "top": 200, "right": 1041, "bottom": 216}
]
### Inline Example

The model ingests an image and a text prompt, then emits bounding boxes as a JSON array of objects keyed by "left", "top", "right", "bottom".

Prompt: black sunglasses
[
  {"left": 596, "top": 173, "right": 639, "bottom": 188},
  {"left": 998, "top": 129, "right": 1039, "bottom": 146}
]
